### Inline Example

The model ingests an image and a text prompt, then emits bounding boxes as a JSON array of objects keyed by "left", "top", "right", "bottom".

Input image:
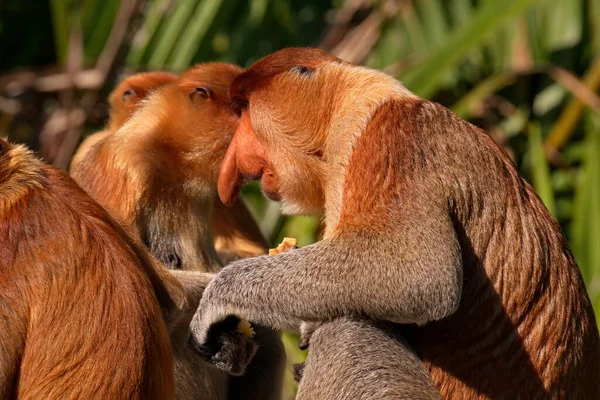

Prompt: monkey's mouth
[{"left": 260, "top": 169, "right": 281, "bottom": 202}]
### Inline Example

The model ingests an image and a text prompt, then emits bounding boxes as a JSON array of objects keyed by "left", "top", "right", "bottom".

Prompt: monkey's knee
[{"left": 297, "top": 318, "right": 441, "bottom": 400}]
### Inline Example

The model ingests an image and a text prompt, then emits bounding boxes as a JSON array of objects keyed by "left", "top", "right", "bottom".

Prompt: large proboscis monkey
[
  {"left": 71, "top": 63, "right": 284, "bottom": 400},
  {"left": 189, "top": 48, "right": 600, "bottom": 399},
  {"left": 0, "top": 138, "right": 185, "bottom": 399}
]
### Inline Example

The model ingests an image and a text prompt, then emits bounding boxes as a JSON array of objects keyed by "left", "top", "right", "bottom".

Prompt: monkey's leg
[
  {"left": 296, "top": 318, "right": 441, "bottom": 400},
  {"left": 167, "top": 271, "right": 214, "bottom": 338}
]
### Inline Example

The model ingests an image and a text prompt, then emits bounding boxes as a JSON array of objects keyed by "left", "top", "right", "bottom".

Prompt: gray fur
[
  {"left": 189, "top": 203, "right": 462, "bottom": 343},
  {"left": 296, "top": 318, "right": 441, "bottom": 400}
]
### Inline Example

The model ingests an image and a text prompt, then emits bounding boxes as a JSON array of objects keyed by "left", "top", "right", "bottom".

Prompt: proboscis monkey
[
  {"left": 189, "top": 48, "right": 600, "bottom": 399},
  {"left": 0, "top": 138, "right": 185, "bottom": 400},
  {"left": 71, "top": 72, "right": 266, "bottom": 265},
  {"left": 70, "top": 71, "right": 178, "bottom": 172},
  {"left": 71, "top": 63, "right": 284, "bottom": 400}
]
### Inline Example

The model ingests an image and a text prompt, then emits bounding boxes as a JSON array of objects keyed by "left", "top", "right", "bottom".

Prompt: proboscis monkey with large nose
[{"left": 189, "top": 48, "right": 600, "bottom": 399}]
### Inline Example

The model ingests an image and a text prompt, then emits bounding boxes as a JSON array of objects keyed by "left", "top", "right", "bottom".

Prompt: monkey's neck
[
  {"left": 96, "top": 135, "right": 222, "bottom": 272},
  {"left": 322, "top": 66, "right": 416, "bottom": 238},
  {"left": 139, "top": 186, "right": 222, "bottom": 273}
]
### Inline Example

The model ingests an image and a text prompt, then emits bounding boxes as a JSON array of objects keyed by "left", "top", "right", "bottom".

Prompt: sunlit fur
[
  {"left": 71, "top": 70, "right": 267, "bottom": 264},
  {"left": 0, "top": 138, "right": 184, "bottom": 399},
  {"left": 71, "top": 63, "right": 284, "bottom": 400},
  {"left": 195, "top": 48, "right": 600, "bottom": 399},
  {"left": 70, "top": 72, "right": 177, "bottom": 172}
]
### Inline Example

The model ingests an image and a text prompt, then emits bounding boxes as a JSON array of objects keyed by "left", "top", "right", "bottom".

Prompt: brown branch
[
  {"left": 52, "top": 0, "right": 141, "bottom": 170},
  {"left": 319, "top": 0, "right": 400, "bottom": 65},
  {"left": 1, "top": 69, "right": 105, "bottom": 94}
]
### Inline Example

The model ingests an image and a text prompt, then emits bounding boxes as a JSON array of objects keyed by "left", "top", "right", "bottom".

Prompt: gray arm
[{"left": 190, "top": 200, "right": 462, "bottom": 345}]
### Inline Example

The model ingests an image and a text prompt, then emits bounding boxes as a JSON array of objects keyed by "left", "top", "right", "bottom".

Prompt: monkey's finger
[
  {"left": 298, "top": 336, "right": 310, "bottom": 350},
  {"left": 292, "top": 362, "right": 305, "bottom": 383}
]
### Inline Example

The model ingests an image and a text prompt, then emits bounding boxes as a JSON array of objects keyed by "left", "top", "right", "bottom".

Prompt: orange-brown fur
[
  {"left": 71, "top": 71, "right": 267, "bottom": 262},
  {"left": 0, "top": 138, "right": 182, "bottom": 399},
  {"left": 71, "top": 64, "right": 283, "bottom": 400},
  {"left": 191, "top": 48, "right": 600, "bottom": 399},
  {"left": 70, "top": 72, "right": 178, "bottom": 172}
]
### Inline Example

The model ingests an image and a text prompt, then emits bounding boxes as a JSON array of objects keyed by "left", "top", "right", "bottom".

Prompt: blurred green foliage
[{"left": 1, "top": 0, "right": 599, "bottom": 398}]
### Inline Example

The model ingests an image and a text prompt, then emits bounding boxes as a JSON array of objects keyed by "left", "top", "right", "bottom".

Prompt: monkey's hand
[{"left": 187, "top": 314, "right": 258, "bottom": 375}]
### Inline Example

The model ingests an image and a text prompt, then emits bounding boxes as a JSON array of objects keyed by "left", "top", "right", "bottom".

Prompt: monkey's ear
[
  {"left": 289, "top": 65, "right": 314, "bottom": 77},
  {"left": 190, "top": 86, "right": 213, "bottom": 102},
  {"left": 122, "top": 88, "right": 137, "bottom": 102}
]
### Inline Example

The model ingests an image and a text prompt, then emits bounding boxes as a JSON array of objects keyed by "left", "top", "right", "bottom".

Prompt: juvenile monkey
[
  {"left": 70, "top": 71, "right": 178, "bottom": 172},
  {"left": 0, "top": 138, "right": 184, "bottom": 399},
  {"left": 71, "top": 63, "right": 284, "bottom": 400},
  {"left": 189, "top": 48, "right": 600, "bottom": 399},
  {"left": 71, "top": 72, "right": 267, "bottom": 264}
]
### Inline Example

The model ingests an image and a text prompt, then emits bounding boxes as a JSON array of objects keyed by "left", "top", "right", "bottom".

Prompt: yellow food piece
[
  {"left": 268, "top": 237, "right": 298, "bottom": 256},
  {"left": 236, "top": 318, "right": 255, "bottom": 338}
]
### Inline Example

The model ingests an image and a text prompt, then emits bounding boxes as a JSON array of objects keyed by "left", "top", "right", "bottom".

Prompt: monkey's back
[
  {"left": 404, "top": 100, "right": 600, "bottom": 399},
  {"left": 1, "top": 166, "right": 174, "bottom": 400}
]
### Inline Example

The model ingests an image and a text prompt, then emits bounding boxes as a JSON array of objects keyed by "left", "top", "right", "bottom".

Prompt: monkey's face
[
  {"left": 137, "top": 63, "right": 244, "bottom": 188},
  {"left": 219, "top": 48, "right": 341, "bottom": 215},
  {"left": 108, "top": 72, "right": 178, "bottom": 130}
]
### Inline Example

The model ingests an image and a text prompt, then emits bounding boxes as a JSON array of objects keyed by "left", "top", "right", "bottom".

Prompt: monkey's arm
[
  {"left": 190, "top": 200, "right": 462, "bottom": 346},
  {"left": 166, "top": 270, "right": 214, "bottom": 333},
  {"left": 170, "top": 270, "right": 214, "bottom": 309}
]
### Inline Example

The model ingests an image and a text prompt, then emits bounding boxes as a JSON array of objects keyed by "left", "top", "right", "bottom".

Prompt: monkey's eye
[
  {"left": 190, "top": 86, "right": 212, "bottom": 102},
  {"left": 289, "top": 65, "right": 313, "bottom": 77},
  {"left": 122, "top": 88, "right": 136, "bottom": 100}
]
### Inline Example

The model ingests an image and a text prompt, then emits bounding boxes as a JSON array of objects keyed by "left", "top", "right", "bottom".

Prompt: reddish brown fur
[
  {"left": 108, "top": 71, "right": 178, "bottom": 130},
  {"left": 229, "top": 48, "right": 335, "bottom": 104},
  {"left": 340, "top": 99, "right": 600, "bottom": 397},
  {"left": 211, "top": 48, "right": 600, "bottom": 399},
  {"left": 0, "top": 138, "right": 181, "bottom": 399},
  {"left": 71, "top": 64, "right": 283, "bottom": 399},
  {"left": 71, "top": 69, "right": 267, "bottom": 259},
  {"left": 70, "top": 72, "right": 178, "bottom": 172},
  {"left": 72, "top": 63, "right": 244, "bottom": 242}
]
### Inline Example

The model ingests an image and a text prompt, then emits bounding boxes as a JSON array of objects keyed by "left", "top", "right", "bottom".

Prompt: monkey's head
[
  {"left": 71, "top": 72, "right": 178, "bottom": 173},
  {"left": 219, "top": 48, "right": 411, "bottom": 215},
  {"left": 115, "top": 63, "right": 243, "bottom": 191},
  {"left": 108, "top": 72, "right": 178, "bottom": 130},
  {"left": 218, "top": 48, "right": 343, "bottom": 214},
  {"left": 218, "top": 48, "right": 408, "bottom": 216}
]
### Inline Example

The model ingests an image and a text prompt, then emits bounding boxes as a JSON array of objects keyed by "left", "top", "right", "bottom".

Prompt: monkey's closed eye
[
  {"left": 190, "top": 86, "right": 212, "bottom": 102},
  {"left": 289, "top": 65, "right": 313, "bottom": 77},
  {"left": 122, "top": 89, "right": 136, "bottom": 101}
]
